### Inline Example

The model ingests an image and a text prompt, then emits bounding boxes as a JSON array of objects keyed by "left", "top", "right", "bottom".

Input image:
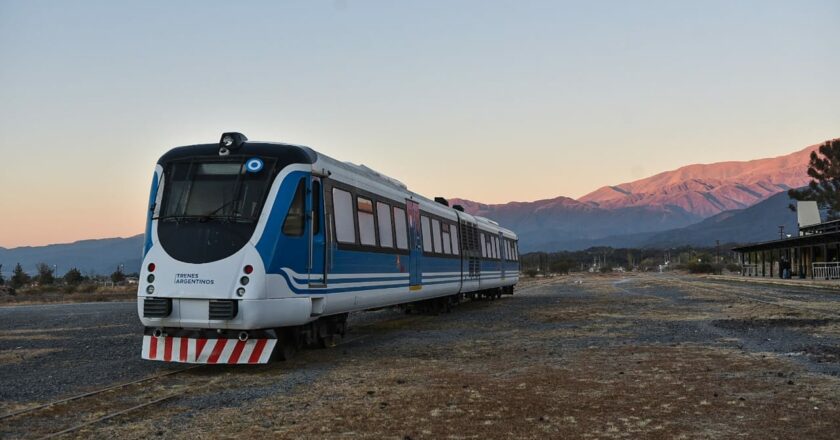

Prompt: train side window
[
  {"left": 494, "top": 236, "right": 500, "bottom": 260},
  {"left": 450, "top": 224, "right": 460, "bottom": 255},
  {"left": 421, "top": 216, "right": 432, "bottom": 252},
  {"left": 357, "top": 197, "right": 376, "bottom": 246},
  {"left": 480, "top": 233, "right": 487, "bottom": 257},
  {"left": 394, "top": 207, "right": 408, "bottom": 250},
  {"left": 441, "top": 223, "right": 452, "bottom": 254},
  {"left": 332, "top": 188, "right": 356, "bottom": 244},
  {"left": 491, "top": 236, "right": 497, "bottom": 259},
  {"left": 376, "top": 201, "right": 393, "bottom": 248},
  {"left": 312, "top": 180, "right": 321, "bottom": 235},
  {"left": 282, "top": 179, "right": 306, "bottom": 236},
  {"left": 432, "top": 219, "right": 443, "bottom": 254}
]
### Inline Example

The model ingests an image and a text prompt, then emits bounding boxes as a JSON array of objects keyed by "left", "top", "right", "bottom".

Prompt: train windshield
[
  {"left": 155, "top": 157, "right": 276, "bottom": 264},
  {"left": 159, "top": 159, "right": 275, "bottom": 223}
]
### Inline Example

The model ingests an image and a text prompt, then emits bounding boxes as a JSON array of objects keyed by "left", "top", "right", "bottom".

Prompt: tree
[
  {"left": 111, "top": 267, "right": 126, "bottom": 284},
  {"left": 10, "top": 263, "right": 30, "bottom": 289},
  {"left": 63, "top": 268, "right": 84, "bottom": 286},
  {"left": 788, "top": 139, "right": 840, "bottom": 219},
  {"left": 0, "top": 264, "right": 4, "bottom": 286},
  {"left": 36, "top": 263, "right": 55, "bottom": 285}
]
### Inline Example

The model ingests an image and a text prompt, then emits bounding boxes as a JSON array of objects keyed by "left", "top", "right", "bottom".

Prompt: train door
[
  {"left": 308, "top": 176, "right": 328, "bottom": 287},
  {"left": 406, "top": 199, "right": 422, "bottom": 289}
]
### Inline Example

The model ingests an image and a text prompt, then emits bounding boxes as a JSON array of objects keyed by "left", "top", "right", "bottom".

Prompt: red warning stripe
[
  {"left": 163, "top": 337, "right": 173, "bottom": 362},
  {"left": 228, "top": 340, "right": 247, "bottom": 364},
  {"left": 195, "top": 338, "right": 208, "bottom": 360},
  {"left": 149, "top": 335, "right": 158, "bottom": 360},
  {"left": 207, "top": 339, "right": 228, "bottom": 364},
  {"left": 144, "top": 336, "right": 274, "bottom": 364},
  {"left": 179, "top": 337, "right": 188, "bottom": 362},
  {"left": 248, "top": 339, "right": 268, "bottom": 364}
]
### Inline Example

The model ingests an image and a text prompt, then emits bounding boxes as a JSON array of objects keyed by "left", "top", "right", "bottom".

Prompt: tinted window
[
  {"left": 421, "top": 216, "right": 432, "bottom": 252},
  {"left": 394, "top": 207, "right": 408, "bottom": 250},
  {"left": 441, "top": 223, "right": 451, "bottom": 254},
  {"left": 312, "top": 180, "right": 321, "bottom": 235},
  {"left": 358, "top": 197, "right": 376, "bottom": 246},
  {"left": 161, "top": 160, "right": 273, "bottom": 221},
  {"left": 282, "top": 179, "right": 306, "bottom": 236},
  {"left": 156, "top": 157, "right": 276, "bottom": 264},
  {"left": 450, "top": 225, "right": 460, "bottom": 255},
  {"left": 432, "top": 219, "right": 443, "bottom": 253},
  {"left": 333, "top": 188, "right": 355, "bottom": 244},
  {"left": 377, "top": 202, "right": 393, "bottom": 248}
]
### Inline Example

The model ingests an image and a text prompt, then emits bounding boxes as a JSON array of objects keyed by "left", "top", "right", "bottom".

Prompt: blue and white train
[{"left": 138, "top": 133, "right": 520, "bottom": 364}]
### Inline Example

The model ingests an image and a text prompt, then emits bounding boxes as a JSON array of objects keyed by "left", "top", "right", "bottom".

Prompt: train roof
[{"left": 157, "top": 142, "right": 317, "bottom": 165}]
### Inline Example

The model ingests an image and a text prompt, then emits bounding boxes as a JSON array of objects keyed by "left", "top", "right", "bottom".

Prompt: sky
[{"left": 0, "top": 0, "right": 838, "bottom": 248}]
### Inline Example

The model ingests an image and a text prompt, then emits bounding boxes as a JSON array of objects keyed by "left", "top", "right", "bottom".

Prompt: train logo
[{"left": 245, "top": 157, "right": 264, "bottom": 173}]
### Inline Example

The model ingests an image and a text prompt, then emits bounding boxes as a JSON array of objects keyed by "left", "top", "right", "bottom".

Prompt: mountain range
[
  {"left": 0, "top": 140, "right": 829, "bottom": 274},
  {"left": 0, "top": 235, "right": 144, "bottom": 277},
  {"left": 453, "top": 142, "right": 821, "bottom": 251}
]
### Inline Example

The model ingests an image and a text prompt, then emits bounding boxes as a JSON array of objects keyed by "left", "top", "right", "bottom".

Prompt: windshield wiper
[{"left": 153, "top": 214, "right": 205, "bottom": 221}]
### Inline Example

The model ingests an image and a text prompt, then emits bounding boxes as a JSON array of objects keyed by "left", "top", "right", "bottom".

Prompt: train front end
[{"left": 137, "top": 133, "right": 315, "bottom": 364}]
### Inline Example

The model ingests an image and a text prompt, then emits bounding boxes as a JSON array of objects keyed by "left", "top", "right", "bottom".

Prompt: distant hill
[
  {"left": 450, "top": 196, "right": 702, "bottom": 252},
  {"left": 536, "top": 191, "right": 801, "bottom": 251},
  {"left": 0, "top": 235, "right": 144, "bottom": 276},
  {"left": 578, "top": 143, "right": 818, "bottom": 217},
  {"left": 639, "top": 191, "right": 800, "bottom": 248},
  {"left": 451, "top": 140, "right": 826, "bottom": 250}
]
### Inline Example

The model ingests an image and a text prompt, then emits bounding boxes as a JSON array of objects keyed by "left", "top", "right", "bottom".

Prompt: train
[{"left": 138, "top": 132, "right": 520, "bottom": 364}]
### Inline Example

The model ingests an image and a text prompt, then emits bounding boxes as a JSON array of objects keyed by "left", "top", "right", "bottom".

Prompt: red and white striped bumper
[{"left": 141, "top": 335, "right": 276, "bottom": 364}]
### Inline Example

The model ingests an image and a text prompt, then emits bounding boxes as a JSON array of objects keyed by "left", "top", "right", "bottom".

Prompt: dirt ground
[{"left": 3, "top": 273, "right": 840, "bottom": 439}]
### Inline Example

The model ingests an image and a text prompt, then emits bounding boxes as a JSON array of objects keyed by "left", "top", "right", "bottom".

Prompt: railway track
[{"left": 0, "top": 365, "right": 214, "bottom": 440}]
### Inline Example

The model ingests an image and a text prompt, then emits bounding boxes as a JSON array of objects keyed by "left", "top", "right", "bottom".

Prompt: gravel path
[
  {"left": 0, "top": 301, "right": 175, "bottom": 409},
  {"left": 3, "top": 275, "right": 840, "bottom": 439}
]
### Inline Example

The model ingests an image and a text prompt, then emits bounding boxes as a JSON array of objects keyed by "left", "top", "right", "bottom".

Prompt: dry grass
[
  {"left": 0, "top": 286, "right": 135, "bottom": 306},
  {"left": 0, "top": 348, "right": 61, "bottom": 365}
]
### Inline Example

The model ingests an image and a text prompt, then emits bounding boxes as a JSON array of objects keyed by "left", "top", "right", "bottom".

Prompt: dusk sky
[{"left": 1, "top": 1, "right": 838, "bottom": 248}]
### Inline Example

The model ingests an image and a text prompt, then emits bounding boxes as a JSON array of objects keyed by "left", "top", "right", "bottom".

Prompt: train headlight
[
  {"left": 147, "top": 274, "right": 155, "bottom": 283},
  {"left": 148, "top": 263, "right": 156, "bottom": 272},
  {"left": 243, "top": 265, "right": 253, "bottom": 274},
  {"left": 221, "top": 135, "right": 234, "bottom": 147},
  {"left": 236, "top": 287, "right": 246, "bottom": 297},
  {"left": 219, "top": 132, "right": 247, "bottom": 150},
  {"left": 146, "top": 285, "right": 155, "bottom": 294},
  {"left": 240, "top": 276, "right": 250, "bottom": 286}
]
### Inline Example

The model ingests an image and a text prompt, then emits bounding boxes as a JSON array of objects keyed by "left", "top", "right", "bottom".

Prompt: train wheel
[{"left": 273, "top": 328, "right": 299, "bottom": 361}]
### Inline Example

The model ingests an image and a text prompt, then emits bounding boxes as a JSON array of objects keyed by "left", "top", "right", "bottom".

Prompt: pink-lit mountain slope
[
  {"left": 577, "top": 143, "right": 820, "bottom": 217},
  {"left": 449, "top": 141, "right": 827, "bottom": 251}
]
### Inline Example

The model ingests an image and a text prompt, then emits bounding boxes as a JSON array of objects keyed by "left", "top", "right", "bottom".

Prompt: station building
[{"left": 733, "top": 201, "right": 840, "bottom": 280}]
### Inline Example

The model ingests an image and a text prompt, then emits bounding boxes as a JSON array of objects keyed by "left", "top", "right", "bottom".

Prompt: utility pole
[{"left": 715, "top": 240, "right": 720, "bottom": 264}]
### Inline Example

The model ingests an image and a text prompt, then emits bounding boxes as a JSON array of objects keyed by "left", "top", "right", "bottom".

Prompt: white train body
[{"left": 138, "top": 133, "right": 520, "bottom": 363}]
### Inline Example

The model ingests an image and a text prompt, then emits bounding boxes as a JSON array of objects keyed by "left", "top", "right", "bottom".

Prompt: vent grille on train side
[
  {"left": 209, "top": 300, "right": 239, "bottom": 320},
  {"left": 143, "top": 298, "right": 172, "bottom": 318}
]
